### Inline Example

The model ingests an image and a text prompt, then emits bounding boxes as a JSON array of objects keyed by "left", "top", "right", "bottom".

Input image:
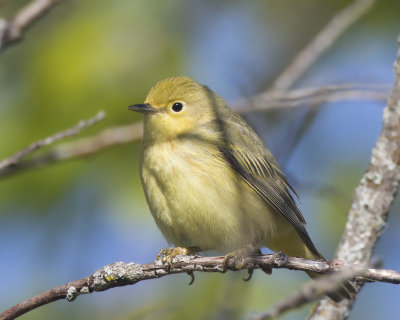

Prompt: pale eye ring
[{"left": 172, "top": 102, "right": 183, "bottom": 112}]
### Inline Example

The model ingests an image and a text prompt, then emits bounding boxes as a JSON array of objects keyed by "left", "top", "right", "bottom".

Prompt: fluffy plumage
[{"left": 129, "top": 76, "right": 354, "bottom": 301}]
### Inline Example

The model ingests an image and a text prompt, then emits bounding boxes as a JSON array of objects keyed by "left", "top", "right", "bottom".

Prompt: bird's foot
[
  {"left": 223, "top": 245, "right": 259, "bottom": 281},
  {"left": 223, "top": 244, "right": 257, "bottom": 269}
]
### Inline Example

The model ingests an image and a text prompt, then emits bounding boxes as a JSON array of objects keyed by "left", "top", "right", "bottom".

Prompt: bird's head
[{"left": 128, "top": 76, "right": 225, "bottom": 141}]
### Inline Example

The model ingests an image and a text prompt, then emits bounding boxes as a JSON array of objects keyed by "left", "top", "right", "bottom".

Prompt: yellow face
[
  {"left": 144, "top": 97, "right": 195, "bottom": 140},
  {"left": 129, "top": 76, "right": 217, "bottom": 141}
]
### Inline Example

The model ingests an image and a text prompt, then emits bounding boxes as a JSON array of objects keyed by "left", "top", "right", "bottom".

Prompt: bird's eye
[{"left": 172, "top": 102, "right": 183, "bottom": 112}]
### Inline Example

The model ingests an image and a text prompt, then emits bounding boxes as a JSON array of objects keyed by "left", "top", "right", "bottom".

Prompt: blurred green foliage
[{"left": 0, "top": 0, "right": 185, "bottom": 210}]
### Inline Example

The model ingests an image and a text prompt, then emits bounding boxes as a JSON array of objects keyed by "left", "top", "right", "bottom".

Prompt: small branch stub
[{"left": 66, "top": 287, "right": 78, "bottom": 302}]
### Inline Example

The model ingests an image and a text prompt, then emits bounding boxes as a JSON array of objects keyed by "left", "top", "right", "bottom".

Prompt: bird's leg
[
  {"left": 157, "top": 246, "right": 201, "bottom": 265},
  {"left": 223, "top": 244, "right": 260, "bottom": 281}
]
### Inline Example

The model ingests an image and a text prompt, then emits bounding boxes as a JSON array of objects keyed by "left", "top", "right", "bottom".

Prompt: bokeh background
[{"left": 1, "top": 0, "right": 399, "bottom": 319}]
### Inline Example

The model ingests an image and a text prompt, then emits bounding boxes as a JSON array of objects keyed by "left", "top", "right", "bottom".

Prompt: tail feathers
[
  {"left": 329, "top": 280, "right": 357, "bottom": 302},
  {"left": 306, "top": 270, "right": 356, "bottom": 302},
  {"left": 302, "top": 246, "right": 356, "bottom": 302},
  {"left": 272, "top": 235, "right": 357, "bottom": 302}
]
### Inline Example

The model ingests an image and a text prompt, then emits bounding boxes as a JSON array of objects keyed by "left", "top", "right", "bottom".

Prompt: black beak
[{"left": 128, "top": 103, "right": 157, "bottom": 113}]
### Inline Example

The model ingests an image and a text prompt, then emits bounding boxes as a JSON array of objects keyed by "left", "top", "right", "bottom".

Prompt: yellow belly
[{"left": 141, "top": 139, "right": 308, "bottom": 256}]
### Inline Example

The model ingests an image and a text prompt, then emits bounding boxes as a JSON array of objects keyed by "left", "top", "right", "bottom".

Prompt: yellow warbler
[{"left": 128, "top": 76, "right": 353, "bottom": 301}]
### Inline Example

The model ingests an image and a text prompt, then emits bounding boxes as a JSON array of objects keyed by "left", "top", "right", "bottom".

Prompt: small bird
[{"left": 128, "top": 76, "right": 354, "bottom": 301}]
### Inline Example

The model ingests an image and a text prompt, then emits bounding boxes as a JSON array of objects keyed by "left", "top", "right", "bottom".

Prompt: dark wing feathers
[{"left": 218, "top": 114, "right": 321, "bottom": 257}]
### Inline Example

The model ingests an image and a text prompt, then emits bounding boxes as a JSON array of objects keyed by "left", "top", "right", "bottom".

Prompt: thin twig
[
  {"left": 244, "top": 0, "right": 377, "bottom": 167},
  {"left": 232, "top": 83, "right": 389, "bottom": 112},
  {"left": 270, "top": 0, "right": 376, "bottom": 91},
  {"left": 309, "top": 34, "right": 400, "bottom": 320},
  {"left": 0, "top": 84, "right": 388, "bottom": 178},
  {"left": 1, "top": 253, "right": 399, "bottom": 320},
  {"left": 0, "top": 111, "right": 105, "bottom": 171},
  {"left": 241, "top": 0, "right": 376, "bottom": 184},
  {"left": 249, "top": 269, "right": 363, "bottom": 320},
  {"left": 0, "top": 0, "right": 60, "bottom": 51},
  {"left": 0, "top": 121, "right": 142, "bottom": 177}
]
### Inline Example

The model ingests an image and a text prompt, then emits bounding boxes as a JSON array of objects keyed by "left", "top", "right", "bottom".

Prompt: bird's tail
[
  {"left": 305, "top": 248, "right": 356, "bottom": 302},
  {"left": 268, "top": 232, "right": 356, "bottom": 302},
  {"left": 306, "top": 269, "right": 356, "bottom": 302}
]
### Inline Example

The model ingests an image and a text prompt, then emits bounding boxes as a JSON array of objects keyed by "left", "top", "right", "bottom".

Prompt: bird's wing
[{"left": 217, "top": 113, "right": 321, "bottom": 257}]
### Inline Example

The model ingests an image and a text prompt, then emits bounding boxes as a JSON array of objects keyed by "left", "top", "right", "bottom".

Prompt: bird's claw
[
  {"left": 243, "top": 269, "right": 254, "bottom": 281},
  {"left": 187, "top": 271, "right": 195, "bottom": 285}
]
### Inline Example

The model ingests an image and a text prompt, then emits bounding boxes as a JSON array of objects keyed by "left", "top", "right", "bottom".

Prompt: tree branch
[
  {"left": 249, "top": 268, "right": 364, "bottom": 320},
  {"left": 0, "top": 111, "right": 105, "bottom": 172},
  {"left": 1, "top": 253, "right": 399, "bottom": 320},
  {"left": 232, "top": 83, "right": 389, "bottom": 112},
  {"left": 0, "top": 121, "right": 142, "bottom": 178},
  {"left": 0, "top": 0, "right": 60, "bottom": 51},
  {"left": 309, "top": 34, "right": 400, "bottom": 320}
]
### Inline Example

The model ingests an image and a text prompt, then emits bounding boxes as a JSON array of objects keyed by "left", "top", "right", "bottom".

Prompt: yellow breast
[{"left": 140, "top": 139, "right": 280, "bottom": 253}]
